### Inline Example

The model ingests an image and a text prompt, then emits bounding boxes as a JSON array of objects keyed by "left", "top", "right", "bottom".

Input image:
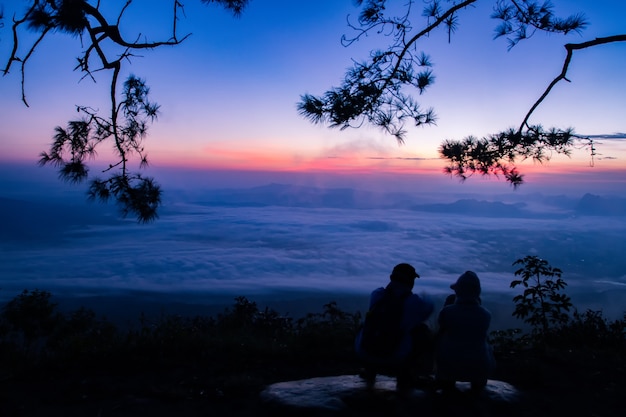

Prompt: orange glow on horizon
[
  {"left": 151, "top": 145, "right": 446, "bottom": 176},
  {"left": 148, "top": 143, "right": 625, "bottom": 181}
]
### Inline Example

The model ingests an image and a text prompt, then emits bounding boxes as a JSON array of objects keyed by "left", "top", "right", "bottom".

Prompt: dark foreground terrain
[
  {"left": 0, "top": 293, "right": 624, "bottom": 417},
  {"left": 1, "top": 345, "right": 624, "bottom": 417}
]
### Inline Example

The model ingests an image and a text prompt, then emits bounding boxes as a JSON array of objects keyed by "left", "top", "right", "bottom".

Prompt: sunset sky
[
  {"left": 0, "top": 0, "right": 625, "bottom": 189},
  {"left": 1, "top": 0, "right": 625, "bottom": 321}
]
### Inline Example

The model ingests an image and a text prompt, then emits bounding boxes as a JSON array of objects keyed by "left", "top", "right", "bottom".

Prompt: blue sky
[{"left": 1, "top": 0, "right": 625, "bottom": 189}]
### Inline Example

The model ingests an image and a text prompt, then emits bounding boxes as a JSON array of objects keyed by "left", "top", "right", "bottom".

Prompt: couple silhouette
[{"left": 355, "top": 264, "right": 495, "bottom": 394}]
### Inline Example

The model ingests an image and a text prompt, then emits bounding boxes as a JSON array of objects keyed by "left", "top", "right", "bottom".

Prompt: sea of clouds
[{"left": 1, "top": 165, "right": 625, "bottom": 325}]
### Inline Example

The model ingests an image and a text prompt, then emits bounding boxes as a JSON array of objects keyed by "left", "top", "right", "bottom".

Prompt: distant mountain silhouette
[
  {"left": 409, "top": 199, "right": 531, "bottom": 217},
  {"left": 195, "top": 183, "right": 402, "bottom": 209},
  {"left": 194, "top": 184, "right": 547, "bottom": 217},
  {"left": 575, "top": 193, "right": 626, "bottom": 216},
  {"left": 184, "top": 185, "right": 626, "bottom": 218}
]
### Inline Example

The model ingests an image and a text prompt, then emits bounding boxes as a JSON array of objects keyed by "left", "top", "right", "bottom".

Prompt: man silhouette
[{"left": 355, "top": 263, "right": 434, "bottom": 391}]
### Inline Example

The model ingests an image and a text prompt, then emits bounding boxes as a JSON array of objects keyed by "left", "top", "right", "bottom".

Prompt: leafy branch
[
  {"left": 38, "top": 75, "right": 161, "bottom": 222},
  {"left": 441, "top": 32, "right": 626, "bottom": 187},
  {"left": 3, "top": 0, "right": 250, "bottom": 222},
  {"left": 299, "top": 0, "right": 625, "bottom": 187},
  {"left": 298, "top": 0, "right": 477, "bottom": 143}
]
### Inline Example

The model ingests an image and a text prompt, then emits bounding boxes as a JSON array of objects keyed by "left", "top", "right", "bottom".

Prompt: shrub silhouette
[
  {"left": 1, "top": 289, "right": 61, "bottom": 355},
  {"left": 295, "top": 301, "right": 361, "bottom": 356},
  {"left": 0, "top": 265, "right": 623, "bottom": 396},
  {"left": 49, "top": 306, "right": 119, "bottom": 359},
  {"left": 552, "top": 309, "right": 626, "bottom": 349},
  {"left": 510, "top": 255, "right": 572, "bottom": 339}
]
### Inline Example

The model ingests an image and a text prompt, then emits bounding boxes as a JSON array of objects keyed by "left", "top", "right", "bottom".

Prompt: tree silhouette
[
  {"left": 2, "top": 0, "right": 250, "bottom": 222},
  {"left": 3, "top": 1, "right": 624, "bottom": 221},
  {"left": 298, "top": 0, "right": 626, "bottom": 187}
]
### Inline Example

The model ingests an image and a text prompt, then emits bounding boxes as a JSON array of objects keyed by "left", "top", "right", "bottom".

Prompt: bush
[
  {"left": 0, "top": 292, "right": 365, "bottom": 376},
  {"left": 1, "top": 289, "right": 62, "bottom": 355},
  {"left": 500, "top": 257, "right": 624, "bottom": 355},
  {"left": 489, "top": 328, "right": 531, "bottom": 356},
  {"left": 1, "top": 274, "right": 622, "bottom": 387},
  {"left": 49, "top": 306, "right": 119, "bottom": 359},
  {"left": 510, "top": 256, "right": 572, "bottom": 340},
  {"left": 551, "top": 310, "right": 626, "bottom": 349},
  {"left": 294, "top": 301, "right": 361, "bottom": 358}
]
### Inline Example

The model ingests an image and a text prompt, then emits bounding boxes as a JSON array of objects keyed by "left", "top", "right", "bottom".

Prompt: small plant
[{"left": 510, "top": 256, "right": 572, "bottom": 339}]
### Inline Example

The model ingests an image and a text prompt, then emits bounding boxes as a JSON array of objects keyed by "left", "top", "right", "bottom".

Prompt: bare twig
[{"left": 519, "top": 34, "right": 626, "bottom": 132}]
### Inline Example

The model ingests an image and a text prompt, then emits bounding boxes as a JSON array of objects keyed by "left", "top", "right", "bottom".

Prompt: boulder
[{"left": 260, "top": 374, "right": 521, "bottom": 416}]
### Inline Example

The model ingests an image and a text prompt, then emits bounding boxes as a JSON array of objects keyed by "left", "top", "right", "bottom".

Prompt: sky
[
  {"left": 0, "top": 0, "right": 625, "bottom": 188},
  {"left": 0, "top": 1, "right": 625, "bottom": 323}
]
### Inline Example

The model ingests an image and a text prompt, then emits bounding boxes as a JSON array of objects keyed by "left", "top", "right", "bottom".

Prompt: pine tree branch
[{"left": 519, "top": 34, "right": 626, "bottom": 132}]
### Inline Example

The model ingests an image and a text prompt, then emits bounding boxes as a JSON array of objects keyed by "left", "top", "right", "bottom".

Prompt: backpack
[{"left": 359, "top": 285, "right": 410, "bottom": 356}]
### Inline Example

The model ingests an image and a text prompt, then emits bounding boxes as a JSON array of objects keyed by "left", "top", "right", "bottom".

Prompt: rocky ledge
[{"left": 261, "top": 375, "right": 520, "bottom": 416}]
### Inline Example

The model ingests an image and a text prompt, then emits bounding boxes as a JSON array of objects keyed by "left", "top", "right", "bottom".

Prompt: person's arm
[
  {"left": 444, "top": 294, "right": 456, "bottom": 306},
  {"left": 368, "top": 287, "right": 385, "bottom": 309}
]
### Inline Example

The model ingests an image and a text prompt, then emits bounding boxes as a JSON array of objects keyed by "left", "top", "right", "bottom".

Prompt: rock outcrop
[{"left": 261, "top": 374, "right": 521, "bottom": 416}]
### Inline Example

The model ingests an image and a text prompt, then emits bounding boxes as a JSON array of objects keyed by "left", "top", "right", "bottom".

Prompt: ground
[{"left": 1, "top": 346, "right": 624, "bottom": 417}]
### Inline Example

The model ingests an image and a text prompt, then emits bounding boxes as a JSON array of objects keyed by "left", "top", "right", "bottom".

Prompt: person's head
[
  {"left": 450, "top": 270, "right": 481, "bottom": 299},
  {"left": 390, "top": 263, "right": 420, "bottom": 288}
]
